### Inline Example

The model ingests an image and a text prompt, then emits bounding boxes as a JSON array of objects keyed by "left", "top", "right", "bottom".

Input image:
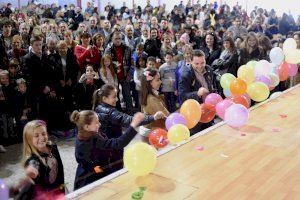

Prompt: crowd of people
[{"left": 0, "top": 0, "right": 300, "bottom": 198}]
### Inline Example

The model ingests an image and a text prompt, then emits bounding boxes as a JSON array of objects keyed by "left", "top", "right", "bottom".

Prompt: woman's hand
[
  {"left": 154, "top": 111, "right": 166, "bottom": 120},
  {"left": 130, "top": 112, "right": 145, "bottom": 128}
]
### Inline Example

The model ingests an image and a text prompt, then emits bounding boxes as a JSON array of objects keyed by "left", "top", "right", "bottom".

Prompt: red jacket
[{"left": 74, "top": 45, "right": 101, "bottom": 73}]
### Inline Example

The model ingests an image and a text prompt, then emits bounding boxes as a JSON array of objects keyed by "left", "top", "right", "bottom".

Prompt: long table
[{"left": 67, "top": 84, "right": 300, "bottom": 200}]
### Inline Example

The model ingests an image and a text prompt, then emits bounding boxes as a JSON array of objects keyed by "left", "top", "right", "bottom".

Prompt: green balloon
[{"left": 220, "top": 73, "right": 236, "bottom": 90}]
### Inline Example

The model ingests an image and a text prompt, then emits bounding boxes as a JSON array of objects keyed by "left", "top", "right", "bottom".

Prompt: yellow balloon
[
  {"left": 124, "top": 143, "right": 157, "bottom": 176},
  {"left": 237, "top": 65, "right": 255, "bottom": 85},
  {"left": 180, "top": 99, "right": 201, "bottom": 129},
  {"left": 220, "top": 73, "right": 236, "bottom": 90},
  {"left": 247, "top": 82, "right": 270, "bottom": 102},
  {"left": 167, "top": 124, "right": 190, "bottom": 144},
  {"left": 246, "top": 61, "right": 258, "bottom": 70},
  {"left": 285, "top": 49, "right": 300, "bottom": 64}
]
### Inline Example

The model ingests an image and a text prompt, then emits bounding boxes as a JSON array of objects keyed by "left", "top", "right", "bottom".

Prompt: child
[
  {"left": 159, "top": 51, "right": 177, "bottom": 112},
  {"left": 140, "top": 68, "right": 170, "bottom": 136},
  {"left": 0, "top": 70, "right": 17, "bottom": 145},
  {"left": 10, "top": 120, "right": 65, "bottom": 199},
  {"left": 146, "top": 56, "right": 156, "bottom": 69},
  {"left": 71, "top": 110, "right": 144, "bottom": 190},
  {"left": 133, "top": 54, "right": 147, "bottom": 96},
  {"left": 93, "top": 84, "right": 165, "bottom": 139},
  {"left": 99, "top": 54, "right": 118, "bottom": 88},
  {"left": 8, "top": 58, "right": 22, "bottom": 87},
  {"left": 75, "top": 65, "right": 104, "bottom": 110}
]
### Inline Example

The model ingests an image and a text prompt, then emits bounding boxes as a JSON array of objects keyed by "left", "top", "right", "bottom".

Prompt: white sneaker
[{"left": 0, "top": 145, "right": 6, "bottom": 153}]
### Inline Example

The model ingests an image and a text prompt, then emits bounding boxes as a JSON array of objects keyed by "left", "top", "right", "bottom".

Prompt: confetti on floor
[
  {"left": 196, "top": 146, "right": 204, "bottom": 151},
  {"left": 220, "top": 153, "right": 229, "bottom": 158},
  {"left": 272, "top": 127, "right": 281, "bottom": 132},
  {"left": 279, "top": 114, "right": 288, "bottom": 118}
]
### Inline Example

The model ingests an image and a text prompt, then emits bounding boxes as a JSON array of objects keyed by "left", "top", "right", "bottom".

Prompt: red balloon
[
  {"left": 148, "top": 129, "right": 168, "bottom": 148},
  {"left": 226, "top": 95, "right": 250, "bottom": 108},
  {"left": 278, "top": 61, "right": 289, "bottom": 81},
  {"left": 200, "top": 103, "right": 216, "bottom": 123}
]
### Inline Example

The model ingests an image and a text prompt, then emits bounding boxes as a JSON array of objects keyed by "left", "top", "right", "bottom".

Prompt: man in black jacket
[{"left": 178, "top": 50, "right": 217, "bottom": 135}]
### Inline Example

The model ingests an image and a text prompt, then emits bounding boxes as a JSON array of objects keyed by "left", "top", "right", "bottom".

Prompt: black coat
[
  {"left": 144, "top": 38, "right": 162, "bottom": 58},
  {"left": 202, "top": 47, "right": 222, "bottom": 66},
  {"left": 74, "top": 126, "right": 137, "bottom": 190},
  {"left": 239, "top": 47, "right": 266, "bottom": 66},
  {"left": 95, "top": 103, "right": 154, "bottom": 138}
]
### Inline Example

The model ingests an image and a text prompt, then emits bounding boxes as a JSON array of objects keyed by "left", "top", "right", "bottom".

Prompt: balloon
[
  {"left": 247, "top": 82, "right": 270, "bottom": 102},
  {"left": 224, "top": 104, "right": 249, "bottom": 128},
  {"left": 227, "top": 95, "right": 250, "bottom": 108},
  {"left": 255, "top": 60, "right": 272, "bottom": 77},
  {"left": 242, "top": 93, "right": 252, "bottom": 108},
  {"left": 268, "top": 73, "right": 280, "bottom": 87},
  {"left": 285, "top": 49, "right": 300, "bottom": 64},
  {"left": 278, "top": 61, "right": 289, "bottom": 81},
  {"left": 270, "top": 91, "right": 283, "bottom": 99},
  {"left": 223, "top": 89, "right": 231, "bottom": 97},
  {"left": 255, "top": 75, "right": 271, "bottom": 87},
  {"left": 180, "top": 99, "right": 201, "bottom": 129},
  {"left": 246, "top": 60, "right": 258, "bottom": 69},
  {"left": 148, "top": 129, "right": 168, "bottom": 148},
  {"left": 230, "top": 78, "right": 247, "bottom": 95},
  {"left": 124, "top": 143, "right": 157, "bottom": 176},
  {"left": 215, "top": 99, "right": 234, "bottom": 120},
  {"left": 167, "top": 124, "right": 190, "bottom": 144},
  {"left": 237, "top": 65, "right": 255, "bottom": 85},
  {"left": 200, "top": 103, "right": 216, "bottom": 123},
  {"left": 0, "top": 179, "right": 9, "bottom": 200},
  {"left": 220, "top": 73, "right": 236, "bottom": 90},
  {"left": 283, "top": 38, "right": 297, "bottom": 53},
  {"left": 288, "top": 64, "right": 299, "bottom": 77},
  {"left": 269, "top": 47, "right": 285, "bottom": 65},
  {"left": 205, "top": 93, "right": 223, "bottom": 106},
  {"left": 165, "top": 113, "right": 187, "bottom": 130}
]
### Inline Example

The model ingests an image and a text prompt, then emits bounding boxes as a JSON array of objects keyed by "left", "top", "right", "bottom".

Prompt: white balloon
[
  {"left": 269, "top": 47, "right": 284, "bottom": 65},
  {"left": 269, "top": 92, "right": 282, "bottom": 99},
  {"left": 283, "top": 38, "right": 297, "bottom": 53}
]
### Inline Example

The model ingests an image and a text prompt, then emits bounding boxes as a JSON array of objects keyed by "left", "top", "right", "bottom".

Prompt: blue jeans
[{"left": 119, "top": 80, "right": 133, "bottom": 112}]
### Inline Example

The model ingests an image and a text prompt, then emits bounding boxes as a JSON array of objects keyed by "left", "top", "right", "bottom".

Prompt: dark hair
[
  {"left": 81, "top": 31, "right": 91, "bottom": 39},
  {"left": 92, "top": 84, "right": 116, "bottom": 110},
  {"left": 30, "top": 35, "right": 43, "bottom": 45},
  {"left": 146, "top": 56, "right": 156, "bottom": 63},
  {"left": 92, "top": 33, "right": 104, "bottom": 46},
  {"left": 140, "top": 68, "right": 159, "bottom": 106},
  {"left": 192, "top": 49, "right": 205, "bottom": 59},
  {"left": 136, "top": 43, "right": 144, "bottom": 50},
  {"left": 223, "top": 36, "right": 236, "bottom": 52},
  {"left": 165, "top": 50, "right": 174, "bottom": 57},
  {"left": 1, "top": 18, "right": 13, "bottom": 28},
  {"left": 205, "top": 32, "right": 219, "bottom": 50}
]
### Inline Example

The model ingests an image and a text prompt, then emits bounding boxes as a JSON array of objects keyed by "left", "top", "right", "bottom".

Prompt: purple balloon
[
  {"left": 165, "top": 113, "right": 187, "bottom": 130},
  {"left": 205, "top": 93, "right": 223, "bottom": 106},
  {"left": 288, "top": 64, "right": 298, "bottom": 76},
  {"left": 0, "top": 179, "right": 9, "bottom": 200},
  {"left": 255, "top": 75, "right": 271, "bottom": 87},
  {"left": 224, "top": 104, "right": 249, "bottom": 128},
  {"left": 215, "top": 99, "right": 233, "bottom": 120}
]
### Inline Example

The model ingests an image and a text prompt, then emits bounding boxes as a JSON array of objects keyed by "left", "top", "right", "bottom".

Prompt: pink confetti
[
  {"left": 279, "top": 114, "right": 288, "bottom": 118},
  {"left": 272, "top": 127, "right": 281, "bottom": 132},
  {"left": 196, "top": 146, "right": 204, "bottom": 151}
]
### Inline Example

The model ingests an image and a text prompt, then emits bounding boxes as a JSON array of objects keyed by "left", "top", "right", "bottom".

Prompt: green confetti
[{"left": 132, "top": 191, "right": 144, "bottom": 200}]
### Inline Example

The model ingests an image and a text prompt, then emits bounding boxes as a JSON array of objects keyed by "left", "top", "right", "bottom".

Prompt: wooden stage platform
[{"left": 67, "top": 84, "right": 300, "bottom": 200}]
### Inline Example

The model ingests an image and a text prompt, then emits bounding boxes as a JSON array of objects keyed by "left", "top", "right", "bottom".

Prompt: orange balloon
[
  {"left": 226, "top": 95, "right": 250, "bottom": 108},
  {"left": 278, "top": 61, "right": 289, "bottom": 81},
  {"left": 200, "top": 103, "right": 216, "bottom": 123},
  {"left": 180, "top": 99, "right": 201, "bottom": 129},
  {"left": 230, "top": 78, "right": 247, "bottom": 95},
  {"left": 148, "top": 129, "right": 168, "bottom": 149}
]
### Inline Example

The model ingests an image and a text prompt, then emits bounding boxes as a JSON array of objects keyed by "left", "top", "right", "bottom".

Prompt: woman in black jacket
[
  {"left": 93, "top": 84, "right": 165, "bottom": 139},
  {"left": 212, "top": 36, "right": 239, "bottom": 76},
  {"left": 239, "top": 32, "right": 266, "bottom": 66},
  {"left": 201, "top": 32, "right": 222, "bottom": 66},
  {"left": 71, "top": 110, "right": 144, "bottom": 190},
  {"left": 144, "top": 28, "right": 162, "bottom": 59}
]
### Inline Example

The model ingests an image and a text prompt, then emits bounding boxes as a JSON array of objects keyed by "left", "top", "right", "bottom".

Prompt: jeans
[
  {"left": 119, "top": 80, "right": 133, "bottom": 112},
  {"left": 164, "top": 92, "right": 177, "bottom": 113}
]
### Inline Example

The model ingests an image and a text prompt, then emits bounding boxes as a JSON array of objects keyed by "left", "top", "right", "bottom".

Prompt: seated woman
[{"left": 201, "top": 32, "right": 222, "bottom": 66}]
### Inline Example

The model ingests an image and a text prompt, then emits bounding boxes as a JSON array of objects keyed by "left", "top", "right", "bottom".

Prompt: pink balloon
[
  {"left": 224, "top": 104, "right": 249, "bottom": 128},
  {"left": 288, "top": 64, "right": 298, "bottom": 76},
  {"left": 205, "top": 93, "right": 223, "bottom": 106},
  {"left": 215, "top": 99, "right": 234, "bottom": 120}
]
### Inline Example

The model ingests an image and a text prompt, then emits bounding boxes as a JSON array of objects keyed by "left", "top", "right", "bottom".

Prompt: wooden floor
[{"left": 69, "top": 85, "right": 300, "bottom": 200}]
